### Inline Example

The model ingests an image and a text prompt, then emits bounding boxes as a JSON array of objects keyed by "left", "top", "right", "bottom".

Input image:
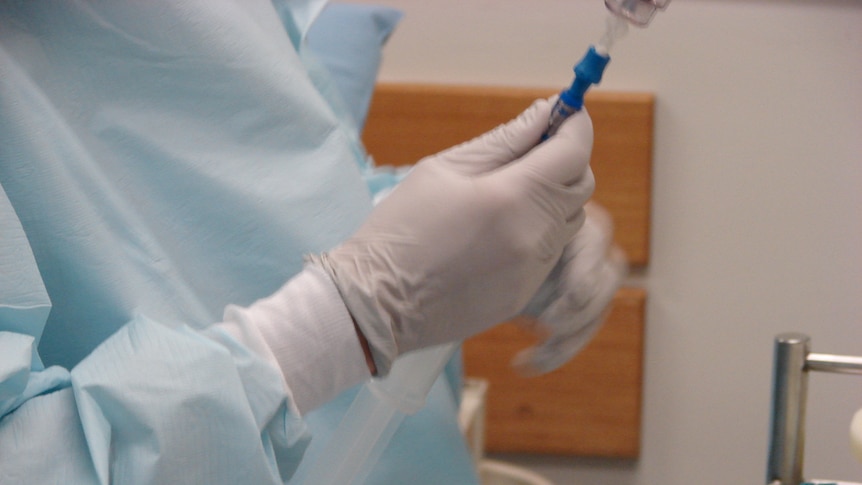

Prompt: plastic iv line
[
  {"left": 606, "top": 0, "right": 671, "bottom": 27},
  {"left": 542, "top": 13, "right": 627, "bottom": 139},
  {"left": 302, "top": 343, "right": 458, "bottom": 485},
  {"left": 543, "top": 0, "right": 670, "bottom": 139}
]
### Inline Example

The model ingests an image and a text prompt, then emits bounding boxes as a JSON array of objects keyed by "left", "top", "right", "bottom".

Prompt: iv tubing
[
  {"left": 542, "top": 13, "right": 627, "bottom": 139},
  {"left": 302, "top": 343, "right": 459, "bottom": 484}
]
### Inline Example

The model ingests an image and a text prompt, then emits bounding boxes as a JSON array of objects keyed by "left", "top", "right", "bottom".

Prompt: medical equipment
[
  {"left": 605, "top": 0, "right": 671, "bottom": 27},
  {"left": 303, "top": 344, "right": 458, "bottom": 484},
  {"left": 544, "top": 0, "right": 670, "bottom": 139},
  {"left": 767, "top": 333, "right": 862, "bottom": 485}
]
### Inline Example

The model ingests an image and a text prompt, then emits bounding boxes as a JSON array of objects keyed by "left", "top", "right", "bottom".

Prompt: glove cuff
[
  {"left": 216, "top": 264, "right": 372, "bottom": 413},
  {"left": 307, "top": 253, "right": 398, "bottom": 376}
]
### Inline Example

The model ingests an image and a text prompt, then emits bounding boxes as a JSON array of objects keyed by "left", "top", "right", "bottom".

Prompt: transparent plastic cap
[{"left": 605, "top": 0, "right": 671, "bottom": 27}]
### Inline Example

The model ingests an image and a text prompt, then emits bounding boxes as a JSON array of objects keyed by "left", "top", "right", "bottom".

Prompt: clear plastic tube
[
  {"left": 596, "top": 13, "right": 629, "bottom": 56},
  {"left": 604, "top": 0, "right": 671, "bottom": 27},
  {"left": 302, "top": 343, "right": 458, "bottom": 485},
  {"left": 301, "top": 384, "right": 404, "bottom": 485}
]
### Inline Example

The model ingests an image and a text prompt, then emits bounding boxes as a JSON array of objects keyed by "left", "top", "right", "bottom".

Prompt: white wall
[{"left": 348, "top": 0, "right": 862, "bottom": 483}]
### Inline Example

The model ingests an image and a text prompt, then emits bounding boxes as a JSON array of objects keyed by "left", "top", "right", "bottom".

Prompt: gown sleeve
[
  {"left": 0, "top": 183, "right": 315, "bottom": 485},
  {"left": 0, "top": 0, "right": 477, "bottom": 483}
]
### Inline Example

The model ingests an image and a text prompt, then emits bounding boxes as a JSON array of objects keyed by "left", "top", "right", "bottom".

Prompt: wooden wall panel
[{"left": 463, "top": 288, "right": 646, "bottom": 457}]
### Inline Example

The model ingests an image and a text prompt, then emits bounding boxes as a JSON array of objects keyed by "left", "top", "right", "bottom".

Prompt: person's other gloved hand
[
  {"left": 312, "top": 98, "right": 595, "bottom": 375},
  {"left": 515, "top": 201, "right": 627, "bottom": 375}
]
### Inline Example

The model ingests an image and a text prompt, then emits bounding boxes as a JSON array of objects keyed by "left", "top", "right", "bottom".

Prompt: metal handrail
[{"left": 766, "top": 333, "right": 862, "bottom": 485}]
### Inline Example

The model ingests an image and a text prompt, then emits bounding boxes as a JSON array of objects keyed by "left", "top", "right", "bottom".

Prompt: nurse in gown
[
  {"left": 0, "top": 1, "right": 620, "bottom": 483},
  {"left": 0, "top": 1, "right": 476, "bottom": 483}
]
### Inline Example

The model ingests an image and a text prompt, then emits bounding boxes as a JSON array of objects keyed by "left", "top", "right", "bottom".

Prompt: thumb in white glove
[
  {"left": 312, "top": 98, "right": 596, "bottom": 375},
  {"left": 515, "top": 201, "right": 627, "bottom": 375}
]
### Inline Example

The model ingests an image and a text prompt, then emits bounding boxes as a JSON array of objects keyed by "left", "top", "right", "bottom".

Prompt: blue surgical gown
[{"left": 0, "top": 0, "right": 477, "bottom": 483}]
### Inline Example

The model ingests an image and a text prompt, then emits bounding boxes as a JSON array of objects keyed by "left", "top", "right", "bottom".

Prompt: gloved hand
[
  {"left": 312, "top": 98, "right": 595, "bottom": 375},
  {"left": 515, "top": 201, "right": 627, "bottom": 375}
]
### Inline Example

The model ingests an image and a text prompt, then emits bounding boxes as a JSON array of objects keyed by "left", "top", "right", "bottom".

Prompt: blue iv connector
[{"left": 542, "top": 46, "right": 611, "bottom": 140}]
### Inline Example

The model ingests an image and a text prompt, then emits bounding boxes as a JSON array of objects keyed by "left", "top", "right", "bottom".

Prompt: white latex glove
[
  {"left": 312, "top": 98, "right": 595, "bottom": 375},
  {"left": 515, "top": 201, "right": 627, "bottom": 375}
]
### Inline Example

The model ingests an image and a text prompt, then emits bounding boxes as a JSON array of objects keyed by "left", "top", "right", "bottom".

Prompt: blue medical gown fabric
[
  {"left": 305, "top": 3, "right": 403, "bottom": 131},
  {"left": 0, "top": 1, "right": 477, "bottom": 483}
]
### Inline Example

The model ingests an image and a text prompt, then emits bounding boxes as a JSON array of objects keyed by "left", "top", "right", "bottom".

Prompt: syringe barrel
[{"left": 544, "top": 97, "right": 580, "bottom": 139}]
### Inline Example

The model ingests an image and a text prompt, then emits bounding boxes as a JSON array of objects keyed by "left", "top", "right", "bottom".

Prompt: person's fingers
[
  {"left": 431, "top": 98, "right": 553, "bottom": 175},
  {"left": 511, "top": 201, "right": 627, "bottom": 375},
  {"left": 505, "top": 108, "right": 593, "bottom": 187}
]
